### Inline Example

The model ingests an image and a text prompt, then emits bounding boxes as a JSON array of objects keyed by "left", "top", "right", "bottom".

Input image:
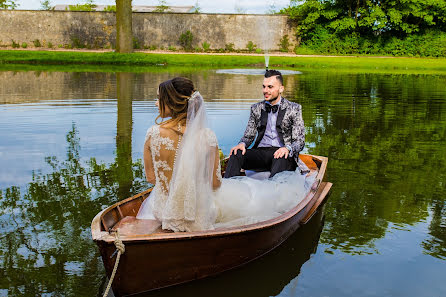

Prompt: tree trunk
[{"left": 116, "top": 0, "right": 133, "bottom": 53}]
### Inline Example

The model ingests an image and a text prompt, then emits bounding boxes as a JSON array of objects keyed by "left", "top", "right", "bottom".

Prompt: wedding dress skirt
[{"left": 137, "top": 169, "right": 316, "bottom": 230}]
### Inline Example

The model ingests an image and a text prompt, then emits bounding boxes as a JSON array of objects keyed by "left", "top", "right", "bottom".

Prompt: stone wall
[{"left": 0, "top": 10, "right": 296, "bottom": 50}]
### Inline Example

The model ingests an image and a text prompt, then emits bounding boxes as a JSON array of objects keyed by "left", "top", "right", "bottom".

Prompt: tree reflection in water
[
  {"left": 0, "top": 123, "right": 149, "bottom": 295},
  {"left": 294, "top": 72, "right": 446, "bottom": 258},
  {"left": 0, "top": 71, "right": 149, "bottom": 295}
]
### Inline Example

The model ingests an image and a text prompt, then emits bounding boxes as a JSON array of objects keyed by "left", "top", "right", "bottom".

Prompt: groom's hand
[
  {"left": 230, "top": 143, "right": 246, "bottom": 155},
  {"left": 274, "top": 147, "right": 290, "bottom": 159}
]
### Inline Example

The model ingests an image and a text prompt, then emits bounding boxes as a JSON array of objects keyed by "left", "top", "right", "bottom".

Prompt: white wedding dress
[{"left": 137, "top": 91, "right": 315, "bottom": 232}]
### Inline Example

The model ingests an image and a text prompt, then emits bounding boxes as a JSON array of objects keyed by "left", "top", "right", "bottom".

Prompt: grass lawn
[{"left": 1, "top": 50, "right": 446, "bottom": 73}]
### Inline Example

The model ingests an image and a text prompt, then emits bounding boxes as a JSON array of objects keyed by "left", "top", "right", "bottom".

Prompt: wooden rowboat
[{"left": 91, "top": 154, "right": 332, "bottom": 297}]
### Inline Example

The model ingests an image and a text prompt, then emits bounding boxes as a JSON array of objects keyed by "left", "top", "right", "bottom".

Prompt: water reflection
[
  {"left": 0, "top": 123, "right": 148, "bottom": 295},
  {"left": 116, "top": 72, "right": 134, "bottom": 200},
  {"left": 295, "top": 72, "right": 446, "bottom": 258},
  {"left": 140, "top": 209, "right": 326, "bottom": 297},
  {"left": 0, "top": 69, "right": 445, "bottom": 296}
]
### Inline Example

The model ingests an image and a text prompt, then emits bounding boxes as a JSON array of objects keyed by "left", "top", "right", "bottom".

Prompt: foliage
[
  {"left": 284, "top": 0, "right": 446, "bottom": 38},
  {"left": 168, "top": 45, "right": 177, "bottom": 51},
  {"left": 103, "top": 5, "right": 116, "bottom": 12},
  {"left": 246, "top": 41, "right": 257, "bottom": 52},
  {"left": 283, "top": 0, "right": 446, "bottom": 57},
  {"left": 40, "top": 0, "right": 52, "bottom": 10},
  {"left": 154, "top": 0, "right": 170, "bottom": 12},
  {"left": 67, "top": 0, "right": 96, "bottom": 11},
  {"left": 33, "top": 39, "right": 42, "bottom": 47},
  {"left": 47, "top": 42, "right": 53, "bottom": 48},
  {"left": 11, "top": 40, "right": 19, "bottom": 48},
  {"left": 201, "top": 41, "right": 210, "bottom": 52},
  {"left": 225, "top": 42, "right": 235, "bottom": 52},
  {"left": 0, "top": 0, "right": 18, "bottom": 9},
  {"left": 132, "top": 37, "right": 141, "bottom": 49},
  {"left": 70, "top": 36, "right": 85, "bottom": 48},
  {"left": 179, "top": 30, "right": 194, "bottom": 51},
  {"left": 296, "top": 28, "right": 446, "bottom": 57},
  {"left": 278, "top": 34, "right": 290, "bottom": 52},
  {"left": 21, "top": 42, "right": 27, "bottom": 48},
  {"left": 192, "top": 0, "right": 201, "bottom": 13}
]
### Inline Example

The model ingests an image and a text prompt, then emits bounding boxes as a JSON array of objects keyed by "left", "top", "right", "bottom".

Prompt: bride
[{"left": 137, "top": 77, "right": 315, "bottom": 232}]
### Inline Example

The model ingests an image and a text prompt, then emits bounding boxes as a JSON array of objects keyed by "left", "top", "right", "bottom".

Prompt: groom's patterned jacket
[{"left": 239, "top": 98, "right": 309, "bottom": 173}]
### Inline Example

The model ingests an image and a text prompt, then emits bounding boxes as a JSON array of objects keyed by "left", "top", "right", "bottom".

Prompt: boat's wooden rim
[{"left": 91, "top": 154, "right": 329, "bottom": 243}]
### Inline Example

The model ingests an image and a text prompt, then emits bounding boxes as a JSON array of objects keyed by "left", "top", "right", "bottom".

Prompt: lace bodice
[{"left": 142, "top": 124, "right": 222, "bottom": 231}]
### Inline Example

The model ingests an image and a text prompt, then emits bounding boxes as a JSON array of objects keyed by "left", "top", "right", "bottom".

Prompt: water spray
[{"left": 264, "top": 51, "right": 270, "bottom": 73}]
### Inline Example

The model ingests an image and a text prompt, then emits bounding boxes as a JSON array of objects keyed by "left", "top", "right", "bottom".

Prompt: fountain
[
  {"left": 216, "top": 13, "right": 301, "bottom": 76},
  {"left": 265, "top": 52, "right": 270, "bottom": 71}
]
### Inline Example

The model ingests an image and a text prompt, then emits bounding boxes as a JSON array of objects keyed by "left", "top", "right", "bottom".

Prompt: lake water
[{"left": 0, "top": 68, "right": 445, "bottom": 296}]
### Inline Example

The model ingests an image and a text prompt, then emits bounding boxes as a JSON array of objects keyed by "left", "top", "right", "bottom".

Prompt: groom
[{"left": 224, "top": 69, "right": 307, "bottom": 178}]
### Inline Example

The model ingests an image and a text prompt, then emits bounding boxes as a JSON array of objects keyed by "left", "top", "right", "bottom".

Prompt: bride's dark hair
[{"left": 156, "top": 77, "right": 196, "bottom": 126}]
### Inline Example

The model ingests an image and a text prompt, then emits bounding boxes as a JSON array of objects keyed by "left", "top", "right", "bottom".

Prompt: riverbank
[{"left": 1, "top": 50, "right": 446, "bottom": 73}]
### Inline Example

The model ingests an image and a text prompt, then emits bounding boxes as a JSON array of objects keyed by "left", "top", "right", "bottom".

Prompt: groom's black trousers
[{"left": 224, "top": 146, "right": 296, "bottom": 178}]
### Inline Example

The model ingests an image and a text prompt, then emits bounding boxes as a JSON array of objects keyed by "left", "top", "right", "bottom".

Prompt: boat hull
[{"left": 92, "top": 155, "right": 332, "bottom": 296}]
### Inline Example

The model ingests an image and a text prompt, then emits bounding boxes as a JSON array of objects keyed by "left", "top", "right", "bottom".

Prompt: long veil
[{"left": 161, "top": 91, "right": 217, "bottom": 231}]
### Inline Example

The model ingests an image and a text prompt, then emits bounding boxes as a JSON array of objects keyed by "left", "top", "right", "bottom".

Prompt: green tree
[
  {"left": 40, "top": 0, "right": 52, "bottom": 10},
  {"left": 192, "top": 0, "right": 201, "bottom": 13},
  {"left": 68, "top": 0, "right": 96, "bottom": 11},
  {"left": 284, "top": 0, "right": 446, "bottom": 38},
  {"left": 0, "top": 0, "right": 18, "bottom": 9},
  {"left": 282, "top": 0, "right": 446, "bottom": 56},
  {"left": 154, "top": 0, "right": 170, "bottom": 12}
]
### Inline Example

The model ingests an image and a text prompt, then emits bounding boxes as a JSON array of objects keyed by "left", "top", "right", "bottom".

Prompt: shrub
[
  {"left": 194, "top": 46, "right": 202, "bottom": 52},
  {"left": 154, "top": 0, "right": 170, "bottom": 12},
  {"left": 21, "top": 42, "right": 28, "bottom": 48},
  {"left": 149, "top": 45, "right": 157, "bottom": 50},
  {"left": 47, "top": 42, "right": 53, "bottom": 48},
  {"left": 255, "top": 48, "right": 262, "bottom": 54},
  {"left": 33, "top": 39, "right": 42, "bottom": 47},
  {"left": 179, "top": 31, "right": 194, "bottom": 51},
  {"left": 246, "top": 41, "right": 257, "bottom": 52},
  {"left": 168, "top": 45, "right": 177, "bottom": 51},
  {"left": 294, "top": 46, "right": 317, "bottom": 55},
  {"left": 202, "top": 41, "right": 210, "bottom": 52},
  {"left": 278, "top": 35, "right": 290, "bottom": 52},
  {"left": 103, "top": 5, "right": 116, "bottom": 12},
  {"left": 68, "top": 0, "right": 96, "bottom": 11},
  {"left": 70, "top": 36, "right": 85, "bottom": 48},
  {"left": 133, "top": 37, "right": 141, "bottom": 49},
  {"left": 11, "top": 40, "right": 19, "bottom": 48},
  {"left": 225, "top": 42, "right": 235, "bottom": 52}
]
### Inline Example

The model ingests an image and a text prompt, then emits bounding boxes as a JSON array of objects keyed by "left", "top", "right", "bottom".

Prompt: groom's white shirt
[{"left": 258, "top": 97, "right": 284, "bottom": 148}]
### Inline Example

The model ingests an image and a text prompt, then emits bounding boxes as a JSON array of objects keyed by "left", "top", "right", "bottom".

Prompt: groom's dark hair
[{"left": 265, "top": 69, "right": 283, "bottom": 85}]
